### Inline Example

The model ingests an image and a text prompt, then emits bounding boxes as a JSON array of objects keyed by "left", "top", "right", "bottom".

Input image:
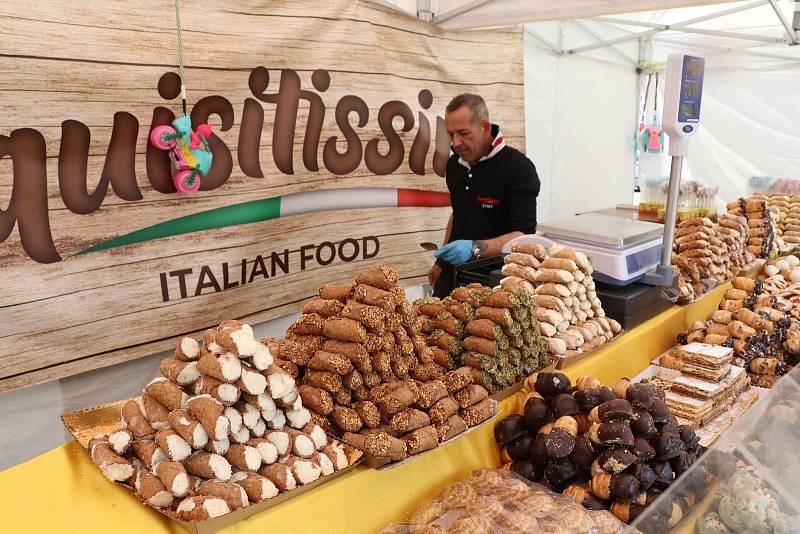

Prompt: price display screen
[{"left": 678, "top": 55, "right": 704, "bottom": 123}]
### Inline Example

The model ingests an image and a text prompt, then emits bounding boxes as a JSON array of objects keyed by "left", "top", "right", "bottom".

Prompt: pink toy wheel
[
  {"left": 150, "top": 125, "right": 177, "bottom": 150},
  {"left": 174, "top": 170, "right": 201, "bottom": 193}
]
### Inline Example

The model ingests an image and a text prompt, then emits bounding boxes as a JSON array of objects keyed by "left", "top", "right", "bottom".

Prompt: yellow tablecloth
[{"left": 0, "top": 284, "right": 728, "bottom": 534}]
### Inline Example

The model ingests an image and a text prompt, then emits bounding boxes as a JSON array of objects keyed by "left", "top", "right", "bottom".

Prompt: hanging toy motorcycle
[{"left": 148, "top": 0, "right": 213, "bottom": 194}]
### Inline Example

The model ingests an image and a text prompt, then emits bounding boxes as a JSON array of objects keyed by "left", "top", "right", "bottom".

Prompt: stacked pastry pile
[
  {"left": 777, "top": 196, "right": 800, "bottom": 245},
  {"left": 753, "top": 193, "right": 789, "bottom": 238},
  {"left": 343, "top": 367, "right": 494, "bottom": 468},
  {"left": 654, "top": 343, "right": 751, "bottom": 428},
  {"left": 378, "top": 468, "right": 626, "bottom": 534},
  {"left": 87, "top": 321, "right": 352, "bottom": 521},
  {"left": 678, "top": 276, "right": 794, "bottom": 388},
  {"left": 500, "top": 242, "right": 622, "bottom": 365},
  {"left": 416, "top": 285, "right": 549, "bottom": 393},
  {"left": 493, "top": 372, "right": 701, "bottom": 527},
  {"left": 278, "top": 265, "right": 493, "bottom": 467},
  {"left": 726, "top": 197, "right": 777, "bottom": 258}
]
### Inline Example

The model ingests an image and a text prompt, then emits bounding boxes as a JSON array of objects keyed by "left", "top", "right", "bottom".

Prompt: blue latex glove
[{"left": 434, "top": 240, "right": 473, "bottom": 266}]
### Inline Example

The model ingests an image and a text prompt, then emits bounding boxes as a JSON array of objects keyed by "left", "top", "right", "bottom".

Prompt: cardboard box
[{"left": 62, "top": 399, "right": 362, "bottom": 534}]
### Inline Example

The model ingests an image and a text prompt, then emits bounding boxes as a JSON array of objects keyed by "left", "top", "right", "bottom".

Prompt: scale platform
[{"left": 529, "top": 214, "right": 665, "bottom": 286}]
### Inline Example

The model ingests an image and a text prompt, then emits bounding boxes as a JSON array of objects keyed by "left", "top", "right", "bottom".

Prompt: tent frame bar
[
  {"left": 595, "top": 16, "right": 789, "bottom": 44},
  {"left": 566, "top": 0, "right": 770, "bottom": 54},
  {"left": 524, "top": 28, "right": 562, "bottom": 53},
  {"left": 435, "top": 0, "right": 494, "bottom": 24},
  {"left": 768, "top": 0, "right": 799, "bottom": 44},
  {"left": 572, "top": 20, "right": 638, "bottom": 64}
]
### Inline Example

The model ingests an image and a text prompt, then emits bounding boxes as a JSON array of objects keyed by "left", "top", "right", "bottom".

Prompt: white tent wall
[{"left": 524, "top": 25, "right": 637, "bottom": 223}]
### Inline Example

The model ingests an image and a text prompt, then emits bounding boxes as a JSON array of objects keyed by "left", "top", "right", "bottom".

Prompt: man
[{"left": 429, "top": 93, "right": 540, "bottom": 297}]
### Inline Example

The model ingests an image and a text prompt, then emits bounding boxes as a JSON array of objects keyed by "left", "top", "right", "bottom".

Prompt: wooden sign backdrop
[{"left": 0, "top": 0, "right": 524, "bottom": 392}]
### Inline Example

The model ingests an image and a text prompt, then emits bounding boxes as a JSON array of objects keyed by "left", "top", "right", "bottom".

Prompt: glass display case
[{"left": 628, "top": 368, "right": 800, "bottom": 533}]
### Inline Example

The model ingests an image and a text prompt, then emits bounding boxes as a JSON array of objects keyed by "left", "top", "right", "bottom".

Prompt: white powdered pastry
[
  {"left": 177, "top": 362, "right": 200, "bottom": 385},
  {"left": 232, "top": 426, "right": 251, "bottom": 444},
  {"left": 192, "top": 424, "right": 209, "bottom": 448},
  {"left": 207, "top": 439, "right": 230, "bottom": 456},
  {"left": 308, "top": 425, "right": 327, "bottom": 450},
  {"left": 230, "top": 327, "right": 260, "bottom": 357},
  {"left": 243, "top": 447, "right": 262, "bottom": 471},
  {"left": 284, "top": 470, "right": 297, "bottom": 491},
  {"left": 170, "top": 472, "right": 190, "bottom": 497},
  {"left": 208, "top": 342, "right": 223, "bottom": 354},
  {"left": 268, "top": 373, "right": 295, "bottom": 399},
  {"left": 239, "top": 368, "right": 267, "bottom": 395},
  {"left": 108, "top": 430, "right": 132, "bottom": 455},
  {"left": 203, "top": 497, "right": 231, "bottom": 517},
  {"left": 266, "top": 432, "right": 290, "bottom": 455},
  {"left": 241, "top": 403, "right": 261, "bottom": 429},
  {"left": 229, "top": 471, "right": 250, "bottom": 483},
  {"left": 329, "top": 442, "right": 348, "bottom": 470},
  {"left": 224, "top": 407, "right": 243, "bottom": 435},
  {"left": 218, "top": 353, "right": 243, "bottom": 382},
  {"left": 250, "top": 393, "right": 275, "bottom": 412},
  {"left": 251, "top": 418, "right": 267, "bottom": 438},
  {"left": 253, "top": 441, "right": 278, "bottom": 464},
  {"left": 259, "top": 478, "right": 279, "bottom": 499},
  {"left": 102, "top": 462, "right": 134, "bottom": 482},
  {"left": 177, "top": 497, "right": 197, "bottom": 513},
  {"left": 167, "top": 434, "right": 192, "bottom": 461},
  {"left": 267, "top": 409, "right": 286, "bottom": 430},
  {"left": 217, "top": 383, "right": 239, "bottom": 404},
  {"left": 214, "top": 417, "right": 231, "bottom": 441},
  {"left": 291, "top": 460, "right": 321, "bottom": 485},
  {"left": 285, "top": 408, "right": 311, "bottom": 429},
  {"left": 315, "top": 452, "right": 334, "bottom": 476},
  {"left": 293, "top": 435, "right": 315, "bottom": 457},
  {"left": 208, "top": 454, "right": 232, "bottom": 481},
  {"left": 150, "top": 447, "right": 169, "bottom": 467},
  {"left": 148, "top": 490, "right": 174, "bottom": 508},
  {"left": 259, "top": 396, "right": 277, "bottom": 421},
  {"left": 251, "top": 343, "right": 274, "bottom": 370},
  {"left": 180, "top": 337, "right": 200, "bottom": 359}
]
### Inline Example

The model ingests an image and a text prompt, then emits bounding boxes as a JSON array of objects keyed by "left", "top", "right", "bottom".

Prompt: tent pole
[
  {"left": 524, "top": 28, "right": 561, "bottom": 53},
  {"left": 571, "top": 20, "right": 638, "bottom": 64},
  {"left": 566, "top": 0, "right": 769, "bottom": 54},
  {"left": 435, "top": 0, "right": 494, "bottom": 24},
  {"left": 595, "top": 17, "right": 789, "bottom": 44},
  {"left": 768, "top": 0, "right": 799, "bottom": 44}
]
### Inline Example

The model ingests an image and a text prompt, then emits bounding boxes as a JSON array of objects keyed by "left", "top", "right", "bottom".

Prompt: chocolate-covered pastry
[
  {"left": 533, "top": 372, "right": 572, "bottom": 398},
  {"left": 510, "top": 459, "right": 541, "bottom": 482},
  {"left": 570, "top": 436, "right": 596, "bottom": 470},
  {"left": 591, "top": 421, "right": 635, "bottom": 447},
  {"left": 523, "top": 395, "right": 549, "bottom": 432},
  {"left": 563, "top": 484, "right": 607, "bottom": 511},
  {"left": 627, "top": 462, "right": 657, "bottom": 491},
  {"left": 493, "top": 414, "right": 527, "bottom": 444},
  {"left": 591, "top": 399, "right": 635, "bottom": 422},
  {"left": 649, "top": 399, "right": 671, "bottom": 424},
  {"left": 505, "top": 433, "right": 534, "bottom": 462},
  {"left": 550, "top": 393, "right": 579, "bottom": 418},
  {"left": 631, "top": 409, "right": 657, "bottom": 438},
  {"left": 659, "top": 415, "right": 680, "bottom": 435},
  {"left": 545, "top": 457, "right": 579, "bottom": 486},
  {"left": 597, "top": 448, "right": 637, "bottom": 474},
  {"left": 678, "top": 425, "right": 699, "bottom": 448},
  {"left": 598, "top": 386, "right": 617, "bottom": 404},
  {"left": 625, "top": 383, "right": 661, "bottom": 410},
  {"left": 651, "top": 460, "right": 675, "bottom": 489},
  {"left": 530, "top": 432, "right": 551, "bottom": 465},
  {"left": 670, "top": 451, "right": 693, "bottom": 476},
  {"left": 545, "top": 428, "right": 575, "bottom": 459},
  {"left": 574, "top": 388, "right": 604, "bottom": 413},
  {"left": 631, "top": 436, "right": 656, "bottom": 462},
  {"left": 589, "top": 473, "right": 639, "bottom": 502}
]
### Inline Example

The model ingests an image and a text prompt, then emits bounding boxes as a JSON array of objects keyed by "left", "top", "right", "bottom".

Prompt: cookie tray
[{"left": 62, "top": 398, "right": 363, "bottom": 534}]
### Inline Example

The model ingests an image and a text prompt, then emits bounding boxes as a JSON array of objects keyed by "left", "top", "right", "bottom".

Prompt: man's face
[{"left": 445, "top": 106, "right": 491, "bottom": 164}]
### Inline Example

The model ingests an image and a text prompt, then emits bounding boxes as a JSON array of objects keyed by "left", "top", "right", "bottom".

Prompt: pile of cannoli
[
  {"left": 275, "top": 265, "right": 493, "bottom": 467},
  {"left": 344, "top": 367, "right": 495, "bottom": 468},
  {"left": 415, "top": 284, "right": 549, "bottom": 393},
  {"left": 726, "top": 197, "right": 780, "bottom": 259},
  {"left": 88, "top": 321, "right": 352, "bottom": 521},
  {"left": 494, "top": 372, "right": 701, "bottom": 527},
  {"left": 499, "top": 242, "right": 622, "bottom": 365},
  {"left": 678, "top": 276, "right": 795, "bottom": 387},
  {"left": 750, "top": 192, "right": 800, "bottom": 248}
]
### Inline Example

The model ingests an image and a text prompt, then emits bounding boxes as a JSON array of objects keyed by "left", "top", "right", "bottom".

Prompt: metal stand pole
[{"left": 643, "top": 155, "right": 682, "bottom": 286}]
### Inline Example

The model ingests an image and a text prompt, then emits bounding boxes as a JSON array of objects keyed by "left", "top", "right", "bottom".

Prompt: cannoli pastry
[
  {"left": 185, "top": 451, "right": 232, "bottom": 481},
  {"left": 230, "top": 472, "right": 279, "bottom": 503},
  {"left": 89, "top": 436, "right": 135, "bottom": 482}
]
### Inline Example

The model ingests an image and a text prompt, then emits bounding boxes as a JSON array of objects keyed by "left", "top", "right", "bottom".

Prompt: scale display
[{"left": 677, "top": 55, "right": 704, "bottom": 123}]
